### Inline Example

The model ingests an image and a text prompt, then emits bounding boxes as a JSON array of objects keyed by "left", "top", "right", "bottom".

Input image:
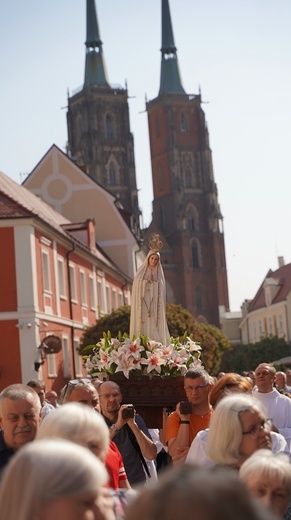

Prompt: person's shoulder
[
  {"left": 196, "top": 429, "right": 209, "bottom": 441},
  {"left": 167, "top": 411, "right": 179, "bottom": 422}
]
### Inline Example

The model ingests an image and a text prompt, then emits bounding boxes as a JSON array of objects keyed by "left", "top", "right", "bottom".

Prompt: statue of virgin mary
[{"left": 130, "top": 235, "right": 171, "bottom": 345}]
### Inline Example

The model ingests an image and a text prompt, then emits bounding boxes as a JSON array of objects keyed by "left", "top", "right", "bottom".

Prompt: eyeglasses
[
  {"left": 68, "top": 378, "right": 91, "bottom": 386},
  {"left": 184, "top": 384, "right": 209, "bottom": 392},
  {"left": 99, "top": 392, "right": 121, "bottom": 399},
  {"left": 242, "top": 418, "right": 272, "bottom": 438},
  {"left": 61, "top": 378, "right": 91, "bottom": 404}
]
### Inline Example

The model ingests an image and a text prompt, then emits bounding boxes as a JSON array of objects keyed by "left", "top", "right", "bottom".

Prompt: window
[
  {"left": 105, "top": 285, "right": 110, "bottom": 313},
  {"left": 74, "top": 339, "right": 83, "bottom": 377},
  {"left": 69, "top": 264, "right": 77, "bottom": 302},
  {"left": 119, "top": 291, "right": 123, "bottom": 307},
  {"left": 180, "top": 112, "right": 188, "bottom": 132},
  {"left": 191, "top": 242, "right": 200, "bottom": 268},
  {"left": 184, "top": 169, "right": 192, "bottom": 188},
  {"left": 106, "top": 114, "right": 114, "bottom": 139},
  {"left": 41, "top": 250, "right": 51, "bottom": 293},
  {"left": 112, "top": 289, "right": 118, "bottom": 310},
  {"left": 62, "top": 336, "right": 71, "bottom": 378},
  {"left": 253, "top": 322, "right": 257, "bottom": 340},
  {"left": 109, "top": 164, "right": 116, "bottom": 185},
  {"left": 57, "top": 258, "right": 66, "bottom": 299},
  {"left": 47, "top": 353, "right": 57, "bottom": 378},
  {"left": 79, "top": 270, "right": 87, "bottom": 307},
  {"left": 278, "top": 314, "right": 284, "bottom": 335},
  {"left": 89, "top": 275, "right": 97, "bottom": 310},
  {"left": 258, "top": 320, "right": 263, "bottom": 337},
  {"left": 188, "top": 214, "right": 195, "bottom": 232},
  {"left": 97, "top": 279, "right": 105, "bottom": 314},
  {"left": 268, "top": 317, "right": 273, "bottom": 335}
]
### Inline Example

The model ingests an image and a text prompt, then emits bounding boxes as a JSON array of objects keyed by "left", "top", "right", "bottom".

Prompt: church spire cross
[
  {"left": 84, "top": 0, "right": 109, "bottom": 87},
  {"left": 159, "top": 0, "right": 186, "bottom": 95}
]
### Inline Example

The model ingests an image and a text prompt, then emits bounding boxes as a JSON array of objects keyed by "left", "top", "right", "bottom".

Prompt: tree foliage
[
  {"left": 80, "top": 303, "right": 230, "bottom": 375},
  {"left": 219, "top": 336, "right": 290, "bottom": 373}
]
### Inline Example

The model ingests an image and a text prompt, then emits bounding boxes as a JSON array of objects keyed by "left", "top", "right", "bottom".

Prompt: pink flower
[
  {"left": 115, "top": 354, "right": 142, "bottom": 379},
  {"left": 141, "top": 350, "right": 166, "bottom": 374},
  {"left": 119, "top": 338, "right": 144, "bottom": 360}
]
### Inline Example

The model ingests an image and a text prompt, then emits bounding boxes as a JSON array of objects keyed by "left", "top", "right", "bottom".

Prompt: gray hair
[
  {"left": 59, "top": 379, "right": 93, "bottom": 404},
  {"left": 185, "top": 368, "right": 211, "bottom": 384},
  {"left": 37, "top": 402, "right": 109, "bottom": 458},
  {"left": 0, "top": 439, "right": 108, "bottom": 520},
  {"left": 207, "top": 394, "right": 266, "bottom": 467},
  {"left": 0, "top": 384, "right": 41, "bottom": 416},
  {"left": 239, "top": 449, "right": 291, "bottom": 497}
]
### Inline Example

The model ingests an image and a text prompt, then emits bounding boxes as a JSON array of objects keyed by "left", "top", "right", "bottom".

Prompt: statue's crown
[{"left": 149, "top": 234, "right": 163, "bottom": 253}]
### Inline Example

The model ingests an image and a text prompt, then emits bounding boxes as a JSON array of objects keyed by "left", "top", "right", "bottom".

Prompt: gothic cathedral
[
  {"left": 146, "top": 0, "right": 229, "bottom": 326},
  {"left": 66, "top": 0, "right": 141, "bottom": 236},
  {"left": 67, "top": 0, "right": 229, "bottom": 327}
]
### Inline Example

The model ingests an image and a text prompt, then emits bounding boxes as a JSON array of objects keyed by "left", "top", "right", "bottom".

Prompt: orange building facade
[{"left": 0, "top": 173, "right": 131, "bottom": 393}]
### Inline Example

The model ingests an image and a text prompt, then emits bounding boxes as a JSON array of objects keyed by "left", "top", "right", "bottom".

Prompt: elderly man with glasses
[{"left": 165, "top": 368, "right": 213, "bottom": 464}]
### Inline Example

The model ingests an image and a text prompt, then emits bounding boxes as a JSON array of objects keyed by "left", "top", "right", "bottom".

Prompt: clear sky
[{"left": 1, "top": 0, "right": 290, "bottom": 312}]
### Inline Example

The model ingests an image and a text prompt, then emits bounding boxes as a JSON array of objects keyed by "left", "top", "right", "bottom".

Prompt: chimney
[{"left": 278, "top": 256, "right": 285, "bottom": 268}]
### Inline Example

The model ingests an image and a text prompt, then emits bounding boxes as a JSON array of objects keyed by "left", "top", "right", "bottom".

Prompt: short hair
[
  {"left": 37, "top": 402, "right": 109, "bottom": 458},
  {"left": 276, "top": 371, "right": 287, "bottom": 381},
  {"left": 210, "top": 373, "right": 253, "bottom": 407},
  {"left": 239, "top": 449, "right": 291, "bottom": 498},
  {"left": 27, "top": 379, "right": 46, "bottom": 391},
  {"left": 125, "top": 464, "right": 275, "bottom": 520},
  {"left": 184, "top": 368, "right": 210, "bottom": 384},
  {"left": 0, "top": 439, "right": 108, "bottom": 520},
  {"left": 207, "top": 394, "right": 266, "bottom": 467},
  {"left": 0, "top": 384, "right": 41, "bottom": 416},
  {"left": 59, "top": 379, "right": 95, "bottom": 404},
  {"left": 255, "top": 364, "right": 276, "bottom": 376}
]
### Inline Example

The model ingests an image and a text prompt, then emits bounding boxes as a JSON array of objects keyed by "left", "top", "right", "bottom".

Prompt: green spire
[
  {"left": 159, "top": 0, "right": 186, "bottom": 95},
  {"left": 84, "top": 0, "right": 109, "bottom": 87}
]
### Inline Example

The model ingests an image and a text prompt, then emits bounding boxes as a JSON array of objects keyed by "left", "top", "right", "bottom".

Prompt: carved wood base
[{"left": 108, "top": 374, "right": 185, "bottom": 428}]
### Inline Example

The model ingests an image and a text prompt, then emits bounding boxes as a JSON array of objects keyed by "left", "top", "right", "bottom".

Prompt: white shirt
[
  {"left": 253, "top": 388, "right": 291, "bottom": 451},
  {"left": 186, "top": 428, "right": 288, "bottom": 467}
]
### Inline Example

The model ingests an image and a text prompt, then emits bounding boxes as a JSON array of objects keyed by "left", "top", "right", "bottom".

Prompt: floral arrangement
[{"left": 83, "top": 331, "right": 202, "bottom": 379}]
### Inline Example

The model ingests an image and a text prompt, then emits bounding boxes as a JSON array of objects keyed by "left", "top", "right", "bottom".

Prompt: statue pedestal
[{"left": 108, "top": 374, "right": 185, "bottom": 428}]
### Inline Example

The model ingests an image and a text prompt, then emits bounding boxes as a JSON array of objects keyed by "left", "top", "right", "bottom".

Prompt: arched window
[
  {"left": 185, "top": 169, "right": 191, "bottom": 188},
  {"left": 180, "top": 112, "right": 187, "bottom": 132},
  {"left": 191, "top": 241, "right": 200, "bottom": 268},
  {"left": 188, "top": 214, "right": 195, "bottom": 232},
  {"left": 105, "top": 114, "right": 114, "bottom": 139},
  {"left": 109, "top": 164, "right": 116, "bottom": 185},
  {"left": 186, "top": 204, "right": 198, "bottom": 232},
  {"left": 195, "top": 286, "right": 203, "bottom": 310}
]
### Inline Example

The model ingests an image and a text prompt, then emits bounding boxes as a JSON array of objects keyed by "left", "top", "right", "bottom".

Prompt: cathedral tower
[
  {"left": 146, "top": 0, "right": 229, "bottom": 326},
  {"left": 67, "top": 0, "right": 140, "bottom": 233}
]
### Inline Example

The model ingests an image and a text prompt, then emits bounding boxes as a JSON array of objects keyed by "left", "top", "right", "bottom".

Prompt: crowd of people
[
  {"left": 1, "top": 364, "right": 291, "bottom": 519},
  {"left": 1, "top": 243, "right": 291, "bottom": 518}
]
